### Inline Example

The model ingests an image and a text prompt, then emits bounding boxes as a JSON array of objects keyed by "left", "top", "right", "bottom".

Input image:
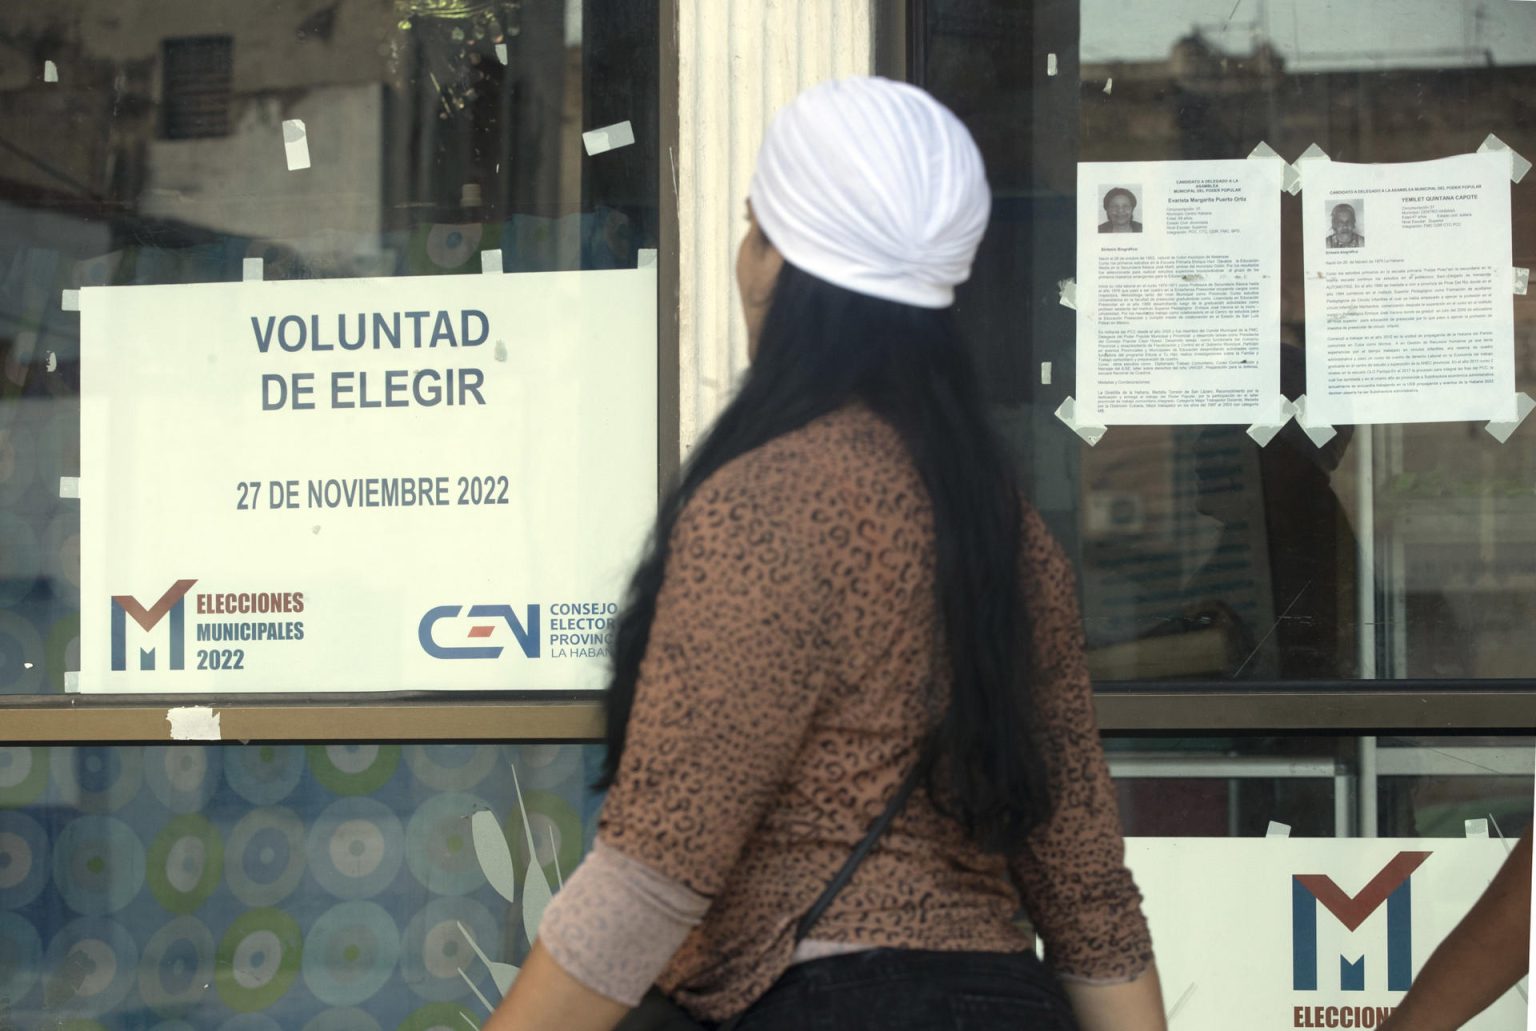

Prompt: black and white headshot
[{"left": 1325, "top": 199, "right": 1366, "bottom": 249}]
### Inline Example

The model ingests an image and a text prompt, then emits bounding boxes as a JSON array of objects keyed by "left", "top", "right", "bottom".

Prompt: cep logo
[
  {"left": 110, "top": 579, "right": 198, "bottom": 671},
  {"left": 1293, "top": 851, "right": 1431, "bottom": 992},
  {"left": 419, "top": 605, "right": 540, "bottom": 659}
]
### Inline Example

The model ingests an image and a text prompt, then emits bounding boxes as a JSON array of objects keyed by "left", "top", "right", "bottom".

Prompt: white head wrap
[{"left": 749, "top": 76, "right": 991, "bottom": 309}]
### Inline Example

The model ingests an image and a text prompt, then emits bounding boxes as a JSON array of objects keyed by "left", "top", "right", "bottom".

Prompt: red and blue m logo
[
  {"left": 1293, "top": 851, "right": 1431, "bottom": 992},
  {"left": 110, "top": 580, "right": 197, "bottom": 671}
]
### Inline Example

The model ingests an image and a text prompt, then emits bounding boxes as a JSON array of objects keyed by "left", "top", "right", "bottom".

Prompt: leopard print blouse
[{"left": 583, "top": 405, "right": 1151, "bottom": 1020}]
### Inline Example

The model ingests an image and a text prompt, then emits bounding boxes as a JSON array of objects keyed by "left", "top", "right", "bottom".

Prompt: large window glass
[
  {"left": 919, "top": 0, "right": 1536, "bottom": 685},
  {"left": 0, "top": 0, "right": 660, "bottom": 698},
  {"left": 0, "top": 2, "right": 654, "bottom": 1027}
]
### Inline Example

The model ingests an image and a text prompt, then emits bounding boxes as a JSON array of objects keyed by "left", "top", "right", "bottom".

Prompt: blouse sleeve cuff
[
  {"left": 536, "top": 839, "right": 712, "bottom": 1007},
  {"left": 1053, "top": 954, "right": 1154, "bottom": 986}
]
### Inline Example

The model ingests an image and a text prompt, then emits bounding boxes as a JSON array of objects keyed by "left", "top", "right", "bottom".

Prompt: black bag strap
[
  {"left": 713, "top": 746, "right": 935, "bottom": 1031},
  {"left": 792, "top": 744, "right": 933, "bottom": 942}
]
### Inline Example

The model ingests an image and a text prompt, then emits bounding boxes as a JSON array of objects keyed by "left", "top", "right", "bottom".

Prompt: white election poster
[
  {"left": 1301, "top": 152, "right": 1516, "bottom": 425},
  {"left": 78, "top": 268, "right": 656, "bottom": 692},
  {"left": 1076, "top": 159, "right": 1284, "bottom": 426},
  {"left": 1124, "top": 838, "right": 1527, "bottom": 1031}
]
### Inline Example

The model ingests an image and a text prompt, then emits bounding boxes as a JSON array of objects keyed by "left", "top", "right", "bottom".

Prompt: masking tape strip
[
  {"left": 1465, "top": 817, "right": 1490, "bottom": 838},
  {"left": 582, "top": 120, "right": 635, "bottom": 157},
  {"left": 1291, "top": 394, "right": 1337, "bottom": 448},
  {"left": 61, "top": 289, "right": 80, "bottom": 311},
  {"left": 480, "top": 249, "right": 503, "bottom": 274},
  {"left": 44, "top": 61, "right": 58, "bottom": 83},
  {"left": 637, "top": 248, "right": 658, "bottom": 269},
  {"left": 1515, "top": 267, "right": 1530, "bottom": 296},
  {"left": 1055, "top": 397, "right": 1107, "bottom": 446},
  {"left": 1041, "top": 362, "right": 1052, "bottom": 385},
  {"left": 242, "top": 257, "right": 264, "bottom": 282},
  {"left": 1247, "top": 141, "right": 1301, "bottom": 194},
  {"left": 495, "top": 43, "right": 508, "bottom": 64},
  {"left": 282, "top": 119, "right": 312, "bottom": 171},
  {"left": 63, "top": 671, "right": 80, "bottom": 693},
  {"left": 1057, "top": 277, "right": 1077, "bottom": 310},
  {"left": 1290, "top": 143, "right": 1331, "bottom": 195},
  {"left": 1046, "top": 53, "right": 1058, "bottom": 77},
  {"left": 58, "top": 476, "right": 80, "bottom": 499},
  {"left": 1485, "top": 391, "right": 1535, "bottom": 443},
  {"left": 1103, "top": 77, "right": 1113, "bottom": 95},
  {"left": 1246, "top": 398, "right": 1298, "bottom": 447},
  {"left": 1479, "top": 133, "right": 1532, "bottom": 185},
  {"left": 167, "top": 706, "right": 223, "bottom": 741},
  {"left": 1265, "top": 820, "right": 1291, "bottom": 838}
]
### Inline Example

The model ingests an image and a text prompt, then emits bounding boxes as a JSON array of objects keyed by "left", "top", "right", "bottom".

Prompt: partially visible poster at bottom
[{"left": 1125, "top": 838, "right": 1526, "bottom": 1030}]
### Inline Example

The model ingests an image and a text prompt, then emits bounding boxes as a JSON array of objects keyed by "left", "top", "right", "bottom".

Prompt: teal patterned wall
[{"left": 0, "top": 743, "right": 601, "bottom": 1029}]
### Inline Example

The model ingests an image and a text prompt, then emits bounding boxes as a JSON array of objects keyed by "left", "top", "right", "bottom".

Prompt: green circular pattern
[
  {"left": 504, "top": 789, "right": 584, "bottom": 885},
  {"left": 51, "top": 747, "right": 144, "bottom": 813},
  {"left": 138, "top": 915, "right": 215, "bottom": 1017},
  {"left": 303, "top": 1007, "right": 382, "bottom": 1031},
  {"left": 224, "top": 807, "right": 305, "bottom": 908},
  {"left": 148, "top": 814, "right": 224, "bottom": 914},
  {"left": 404, "top": 745, "right": 496, "bottom": 791},
  {"left": 215, "top": 908, "right": 302, "bottom": 1012},
  {"left": 301, "top": 900, "right": 400, "bottom": 1007},
  {"left": 403, "top": 793, "right": 488, "bottom": 896},
  {"left": 307, "top": 745, "right": 400, "bottom": 796},
  {"left": 397, "top": 1002, "right": 480, "bottom": 1031},
  {"left": 0, "top": 746, "right": 48, "bottom": 806}
]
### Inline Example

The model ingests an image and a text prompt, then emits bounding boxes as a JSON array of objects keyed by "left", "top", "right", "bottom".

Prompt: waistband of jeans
[{"left": 770, "top": 947, "right": 1049, "bottom": 991}]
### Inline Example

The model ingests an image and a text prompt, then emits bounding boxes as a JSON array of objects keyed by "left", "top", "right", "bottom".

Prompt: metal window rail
[
  {"left": 4, "top": 682, "right": 1534, "bottom": 743},
  {"left": 1106, "top": 753, "right": 1353, "bottom": 838}
]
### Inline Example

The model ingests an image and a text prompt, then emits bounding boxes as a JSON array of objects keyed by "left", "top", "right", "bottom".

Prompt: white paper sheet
[
  {"left": 77, "top": 268, "right": 657, "bottom": 693},
  {"left": 1302, "top": 153, "right": 1516, "bottom": 424},
  {"left": 1076, "top": 159, "right": 1284, "bottom": 426}
]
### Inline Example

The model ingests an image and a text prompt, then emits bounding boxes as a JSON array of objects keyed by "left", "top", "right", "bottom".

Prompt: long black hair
[{"left": 598, "top": 262, "right": 1053, "bottom": 853}]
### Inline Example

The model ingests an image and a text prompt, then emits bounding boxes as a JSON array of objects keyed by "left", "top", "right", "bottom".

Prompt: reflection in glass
[{"left": 923, "top": 0, "right": 1536, "bottom": 681}]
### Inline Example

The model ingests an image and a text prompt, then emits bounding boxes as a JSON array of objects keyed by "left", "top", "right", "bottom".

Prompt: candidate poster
[
  {"left": 78, "top": 268, "right": 656, "bottom": 692},
  {"left": 1076, "top": 159, "right": 1285, "bottom": 427},
  {"left": 1125, "top": 838, "right": 1526, "bottom": 1030},
  {"left": 1301, "top": 152, "right": 1516, "bottom": 425}
]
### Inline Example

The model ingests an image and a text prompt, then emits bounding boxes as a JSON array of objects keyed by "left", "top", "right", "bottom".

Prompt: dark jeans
[{"left": 723, "top": 949, "right": 1080, "bottom": 1031}]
